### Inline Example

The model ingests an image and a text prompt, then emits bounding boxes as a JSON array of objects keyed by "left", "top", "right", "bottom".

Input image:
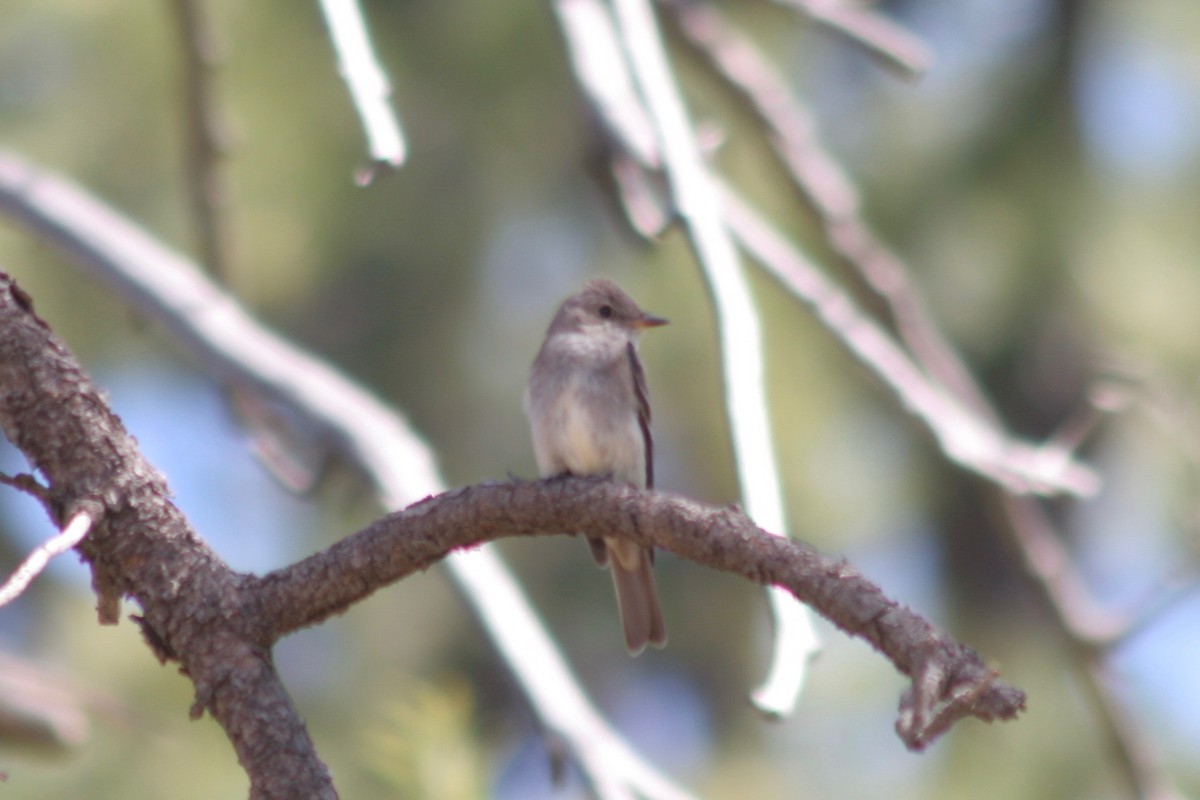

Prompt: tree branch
[
  {"left": 0, "top": 273, "right": 335, "bottom": 799},
  {"left": 769, "top": 0, "right": 932, "bottom": 78},
  {"left": 663, "top": 0, "right": 994, "bottom": 419},
  {"left": 254, "top": 475, "right": 1025, "bottom": 750},
  {"left": 317, "top": 0, "right": 407, "bottom": 183},
  {"left": 0, "top": 510, "right": 94, "bottom": 609},
  {"left": 167, "top": 0, "right": 233, "bottom": 281},
  {"left": 718, "top": 185, "right": 1100, "bottom": 496},
  {"left": 995, "top": 492, "right": 1186, "bottom": 799}
]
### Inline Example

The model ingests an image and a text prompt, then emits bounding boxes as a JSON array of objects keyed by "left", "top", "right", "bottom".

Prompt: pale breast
[{"left": 532, "top": 369, "right": 645, "bottom": 486}]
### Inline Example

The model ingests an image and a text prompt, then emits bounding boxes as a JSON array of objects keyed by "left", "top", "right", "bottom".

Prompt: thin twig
[
  {"left": 556, "top": 0, "right": 660, "bottom": 167},
  {"left": 997, "top": 495, "right": 1124, "bottom": 647},
  {"left": 0, "top": 511, "right": 93, "bottom": 609},
  {"left": 606, "top": 0, "right": 819, "bottom": 716},
  {"left": 997, "top": 494, "right": 1187, "bottom": 800},
  {"left": 555, "top": 0, "right": 673, "bottom": 240},
  {"left": 0, "top": 471, "right": 52, "bottom": 510},
  {"left": 664, "top": 0, "right": 994, "bottom": 420},
  {"left": 719, "top": 183, "right": 1100, "bottom": 496},
  {"left": 0, "top": 149, "right": 690, "bottom": 800},
  {"left": 770, "top": 0, "right": 932, "bottom": 78},
  {"left": 317, "top": 0, "right": 407, "bottom": 183},
  {"left": 168, "top": 0, "right": 233, "bottom": 281}
]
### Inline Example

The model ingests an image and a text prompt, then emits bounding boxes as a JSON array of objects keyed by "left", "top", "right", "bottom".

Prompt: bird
[{"left": 525, "top": 278, "right": 668, "bottom": 654}]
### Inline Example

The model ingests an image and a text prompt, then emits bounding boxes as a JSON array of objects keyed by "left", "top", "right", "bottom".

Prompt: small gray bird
[{"left": 525, "top": 278, "right": 668, "bottom": 654}]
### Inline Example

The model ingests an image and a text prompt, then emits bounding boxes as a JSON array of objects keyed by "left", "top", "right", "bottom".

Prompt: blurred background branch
[
  {"left": 662, "top": 0, "right": 992, "bottom": 416},
  {"left": 719, "top": 184, "right": 1099, "bottom": 495},
  {"left": 168, "top": 0, "right": 233, "bottom": 282},
  {"left": 770, "top": 0, "right": 932, "bottom": 77},
  {"left": 317, "top": 0, "right": 406, "bottom": 184},
  {"left": 605, "top": 0, "right": 819, "bottom": 717}
]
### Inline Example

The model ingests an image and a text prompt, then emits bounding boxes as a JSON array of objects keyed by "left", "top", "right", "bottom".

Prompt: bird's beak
[{"left": 635, "top": 313, "right": 669, "bottom": 329}]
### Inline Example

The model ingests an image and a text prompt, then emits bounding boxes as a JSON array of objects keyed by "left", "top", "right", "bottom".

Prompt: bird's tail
[{"left": 606, "top": 539, "right": 667, "bottom": 655}]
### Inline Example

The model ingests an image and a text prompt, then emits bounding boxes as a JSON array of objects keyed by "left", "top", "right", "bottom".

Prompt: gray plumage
[{"left": 525, "top": 278, "right": 668, "bottom": 654}]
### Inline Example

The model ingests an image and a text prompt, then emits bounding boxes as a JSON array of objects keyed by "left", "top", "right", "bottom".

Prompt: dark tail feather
[{"left": 610, "top": 548, "right": 667, "bottom": 655}]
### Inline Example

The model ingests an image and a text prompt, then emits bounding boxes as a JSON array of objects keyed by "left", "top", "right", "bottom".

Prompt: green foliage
[{"left": 361, "top": 679, "right": 486, "bottom": 800}]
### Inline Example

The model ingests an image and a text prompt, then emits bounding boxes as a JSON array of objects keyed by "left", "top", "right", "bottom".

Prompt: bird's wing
[{"left": 627, "top": 341, "right": 653, "bottom": 489}]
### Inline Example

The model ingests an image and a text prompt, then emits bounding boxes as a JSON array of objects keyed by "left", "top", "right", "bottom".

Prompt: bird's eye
[{"left": 598, "top": 304, "right": 613, "bottom": 319}]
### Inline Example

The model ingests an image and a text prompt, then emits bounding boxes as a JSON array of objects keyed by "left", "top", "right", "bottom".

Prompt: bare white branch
[
  {"left": 555, "top": 0, "right": 659, "bottom": 167},
  {"left": 0, "top": 511, "right": 93, "bottom": 609},
  {"left": 450, "top": 549, "right": 696, "bottom": 800},
  {"left": 317, "top": 0, "right": 406, "bottom": 180},
  {"left": 719, "top": 184, "right": 1101, "bottom": 497},
  {"left": 607, "top": 0, "right": 819, "bottom": 716}
]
